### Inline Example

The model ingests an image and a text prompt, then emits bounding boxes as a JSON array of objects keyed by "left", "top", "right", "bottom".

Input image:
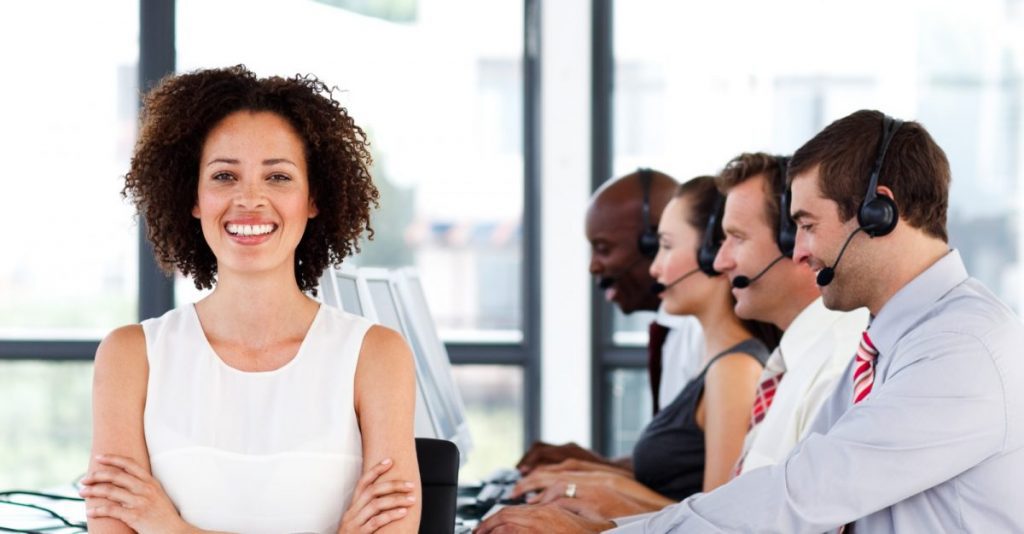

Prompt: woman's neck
[
  {"left": 195, "top": 266, "right": 319, "bottom": 348},
  {"left": 694, "top": 283, "right": 752, "bottom": 365}
]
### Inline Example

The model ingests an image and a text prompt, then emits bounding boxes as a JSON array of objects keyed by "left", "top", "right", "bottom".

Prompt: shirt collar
[
  {"left": 779, "top": 296, "right": 851, "bottom": 367},
  {"left": 867, "top": 249, "right": 968, "bottom": 358}
]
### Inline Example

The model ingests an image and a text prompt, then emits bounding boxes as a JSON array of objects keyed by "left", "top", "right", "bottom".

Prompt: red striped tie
[
  {"left": 852, "top": 331, "right": 878, "bottom": 404},
  {"left": 733, "top": 350, "right": 785, "bottom": 476}
]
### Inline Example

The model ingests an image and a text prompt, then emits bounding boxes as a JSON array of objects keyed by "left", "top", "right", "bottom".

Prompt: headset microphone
[
  {"left": 731, "top": 254, "right": 786, "bottom": 289},
  {"left": 650, "top": 267, "right": 701, "bottom": 294},
  {"left": 816, "top": 227, "right": 862, "bottom": 286}
]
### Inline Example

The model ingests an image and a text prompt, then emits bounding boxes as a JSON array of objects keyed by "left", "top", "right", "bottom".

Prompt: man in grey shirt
[{"left": 475, "top": 109, "right": 1024, "bottom": 533}]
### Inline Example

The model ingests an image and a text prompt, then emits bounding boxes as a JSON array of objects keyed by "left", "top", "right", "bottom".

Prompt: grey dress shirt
[{"left": 610, "top": 250, "right": 1024, "bottom": 533}]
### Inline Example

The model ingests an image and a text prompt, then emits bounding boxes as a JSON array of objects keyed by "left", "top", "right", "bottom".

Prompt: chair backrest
[{"left": 416, "top": 437, "right": 459, "bottom": 534}]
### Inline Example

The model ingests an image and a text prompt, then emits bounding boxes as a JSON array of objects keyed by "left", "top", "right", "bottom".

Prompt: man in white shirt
[
  {"left": 516, "top": 169, "right": 704, "bottom": 473},
  {"left": 713, "top": 153, "right": 867, "bottom": 473}
]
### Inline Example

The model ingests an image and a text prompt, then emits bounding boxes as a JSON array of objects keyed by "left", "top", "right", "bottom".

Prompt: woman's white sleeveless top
[{"left": 142, "top": 304, "right": 371, "bottom": 534}]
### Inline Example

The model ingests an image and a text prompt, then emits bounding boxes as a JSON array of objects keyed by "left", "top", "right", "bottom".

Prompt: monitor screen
[
  {"left": 392, "top": 271, "right": 472, "bottom": 465},
  {"left": 336, "top": 275, "right": 363, "bottom": 316},
  {"left": 365, "top": 278, "right": 458, "bottom": 441}
]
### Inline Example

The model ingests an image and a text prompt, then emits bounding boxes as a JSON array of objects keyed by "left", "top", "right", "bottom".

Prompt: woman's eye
[
  {"left": 268, "top": 173, "right": 291, "bottom": 182},
  {"left": 212, "top": 172, "right": 234, "bottom": 182}
]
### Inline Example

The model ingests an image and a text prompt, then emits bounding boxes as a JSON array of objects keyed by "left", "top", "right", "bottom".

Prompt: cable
[{"left": 0, "top": 491, "right": 87, "bottom": 533}]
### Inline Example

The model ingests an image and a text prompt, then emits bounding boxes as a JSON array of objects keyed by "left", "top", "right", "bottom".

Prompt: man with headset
[
  {"left": 516, "top": 169, "right": 705, "bottom": 473},
  {"left": 477, "top": 110, "right": 1024, "bottom": 532},
  {"left": 712, "top": 152, "right": 867, "bottom": 475}
]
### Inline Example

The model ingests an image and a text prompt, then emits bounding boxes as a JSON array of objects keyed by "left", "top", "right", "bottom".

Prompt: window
[
  {"left": 0, "top": 1, "right": 139, "bottom": 340},
  {"left": 0, "top": 0, "right": 138, "bottom": 489}
]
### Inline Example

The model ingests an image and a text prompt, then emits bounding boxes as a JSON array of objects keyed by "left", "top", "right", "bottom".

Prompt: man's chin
[{"left": 820, "top": 288, "right": 853, "bottom": 312}]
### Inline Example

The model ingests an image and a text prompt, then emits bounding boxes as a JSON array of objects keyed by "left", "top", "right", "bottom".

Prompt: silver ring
[{"left": 564, "top": 482, "right": 577, "bottom": 499}]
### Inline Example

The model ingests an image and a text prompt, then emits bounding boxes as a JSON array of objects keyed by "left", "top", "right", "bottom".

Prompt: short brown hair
[
  {"left": 716, "top": 152, "right": 788, "bottom": 236},
  {"left": 123, "top": 65, "right": 379, "bottom": 293},
  {"left": 787, "top": 109, "right": 950, "bottom": 241}
]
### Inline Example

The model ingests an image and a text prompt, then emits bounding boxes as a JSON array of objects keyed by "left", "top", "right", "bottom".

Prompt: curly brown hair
[{"left": 123, "top": 65, "right": 379, "bottom": 293}]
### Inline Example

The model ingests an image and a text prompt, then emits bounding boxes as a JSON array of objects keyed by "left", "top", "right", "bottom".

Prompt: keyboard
[{"left": 454, "top": 467, "right": 525, "bottom": 527}]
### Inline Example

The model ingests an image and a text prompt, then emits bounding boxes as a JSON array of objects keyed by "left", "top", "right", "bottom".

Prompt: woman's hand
[
  {"left": 338, "top": 458, "right": 417, "bottom": 534},
  {"left": 79, "top": 454, "right": 189, "bottom": 534}
]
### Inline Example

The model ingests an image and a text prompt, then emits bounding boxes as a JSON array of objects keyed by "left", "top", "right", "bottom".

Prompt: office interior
[{"left": 2, "top": 0, "right": 1022, "bottom": 526}]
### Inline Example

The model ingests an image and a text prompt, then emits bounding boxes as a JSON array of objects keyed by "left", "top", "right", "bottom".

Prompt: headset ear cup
[
  {"left": 858, "top": 195, "right": 898, "bottom": 237},
  {"left": 638, "top": 230, "right": 659, "bottom": 258},
  {"left": 778, "top": 185, "right": 797, "bottom": 257},
  {"left": 698, "top": 240, "right": 720, "bottom": 275}
]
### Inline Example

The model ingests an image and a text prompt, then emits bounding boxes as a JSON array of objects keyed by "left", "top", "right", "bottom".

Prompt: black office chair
[{"left": 416, "top": 438, "right": 460, "bottom": 534}]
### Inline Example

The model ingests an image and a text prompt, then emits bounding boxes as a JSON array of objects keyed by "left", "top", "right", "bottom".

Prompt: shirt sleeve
[{"left": 617, "top": 331, "right": 1006, "bottom": 533}]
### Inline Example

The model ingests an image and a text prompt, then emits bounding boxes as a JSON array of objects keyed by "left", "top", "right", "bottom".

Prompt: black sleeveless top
[{"left": 632, "top": 338, "right": 770, "bottom": 501}]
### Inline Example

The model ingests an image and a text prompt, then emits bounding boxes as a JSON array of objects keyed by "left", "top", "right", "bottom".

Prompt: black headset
[
  {"left": 696, "top": 191, "right": 724, "bottom": 276},
  {"left": 637, "top": 168, "right": 660, "bottom": 258},
  {"left": 860, "top": 115, "right": 902, "bottom": 237},
  {"left": 776, "top": 156, "right": 797, "bottom": 257}
]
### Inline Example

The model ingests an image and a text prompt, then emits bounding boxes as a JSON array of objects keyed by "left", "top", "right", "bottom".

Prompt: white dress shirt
[
  {"left": 739, "top": 297, "right": 867, "bottom": 473},
  {"left": 611, "top": 250, "right": 1024, "bottom": 533},
  {"left": 655, "top": 305, "right": 704, "bottom": 408}
]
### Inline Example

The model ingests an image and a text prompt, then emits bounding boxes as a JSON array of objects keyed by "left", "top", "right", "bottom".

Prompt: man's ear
[{"left": 877, "top": 185, "right": 896, "bottom": 206}]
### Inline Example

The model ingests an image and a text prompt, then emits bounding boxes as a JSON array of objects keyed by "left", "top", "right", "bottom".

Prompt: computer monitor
[
  {"left": 319, "top": 266, "right": 434, "bottom": 439},
  {"left": 360, "top": 268, "right": 462, "bottom": 452},
  {"left": 318, "top": 266, "right": 374, "bottom": 318},
  {"left": 391, "top": 268, "right": 473, "bottom": 462}
]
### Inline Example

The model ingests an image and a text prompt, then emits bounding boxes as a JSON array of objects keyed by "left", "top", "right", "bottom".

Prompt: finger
[
  {"left": 553, "top": 496, "right": 591, "bottom": 516},
  {"left": 80, "top": 469, "right": 143, "bottom": 494},
  {"left": 354, "top": 493, "right": 417, "bottom": 526},
  {"left": 354, "top": 458, "right": 393, "bottom": 496},
  {"left": 87, "top": 504, "right": 135, "bottom": 524},
  {"left": 510, "top": 473, "right": 555, "bottom": 497},
  {"left": 535, "top": 484, "right": 565, "bottom": 505},
  {"left": 348, "top": 480, "right": 414, "bottom": 519},
  {"left": 79, "top": 483, "right": 140, "bottom": 508},
  {"left": 94, "top": 455, "right": 151, "bottom": 481},
  {"left": 363, "top": 480, "right": 416, "bottom": 500},
  {"left": 476, "top": 508, "right": 534, "bottom": 534},
  {"left": 360, "top": 505, "right": 408, "bottom": 533}
]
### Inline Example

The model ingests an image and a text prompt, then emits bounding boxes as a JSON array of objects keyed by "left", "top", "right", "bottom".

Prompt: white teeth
[{"left": 226, "top": 223, "right": 275, "bottom": 236}]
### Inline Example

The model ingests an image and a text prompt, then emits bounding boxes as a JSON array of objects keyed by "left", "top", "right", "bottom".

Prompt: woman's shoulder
[
  {"left": 359, "top": 324, "right": 412, "bottom": 363},
  {"left": 706, "top": 339, "right": 768, "bottom": 375},
  {"left": 94, "top": 324, "right": 148, "bottom": 379}
]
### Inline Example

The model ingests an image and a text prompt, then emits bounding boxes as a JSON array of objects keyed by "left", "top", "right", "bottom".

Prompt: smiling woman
[{"left": 84, "top": 66, "right": 421, "bottom": 534}]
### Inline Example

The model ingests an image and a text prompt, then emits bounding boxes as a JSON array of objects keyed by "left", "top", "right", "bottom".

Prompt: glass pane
[
  {"left": 612, "top": 308, "right": 655, "bottom": 346},
  {"left": 175, "top": 0, "right": 525, "bottom": 340},
  {"left": 614, "top": 0, "right": 1024, "bottom": 311},
  {"left": 604, "top": 368, "right": 652, "bottom": 457},
  {"left": 0, "top": 362, "right": 93, "bottom": 490},
  {"left": 451, "top": 365, "right": 523, "bottom": 483},
  {"left": 0, "top": 2, "right": 139, "bottom": 338}
]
